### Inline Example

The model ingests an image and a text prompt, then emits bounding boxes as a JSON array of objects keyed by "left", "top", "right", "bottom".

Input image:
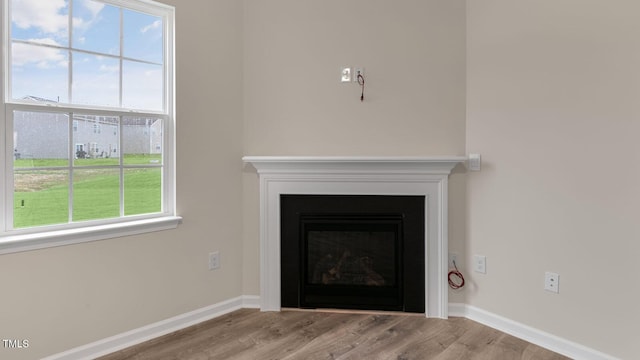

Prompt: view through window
[{"left": 3, "top": 0, "right": 174, "bottom": 233}]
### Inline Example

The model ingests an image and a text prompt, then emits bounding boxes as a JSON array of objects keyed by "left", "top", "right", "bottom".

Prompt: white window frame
[{"left": 0, "top": 0, "right": 180, "bottom": 255}]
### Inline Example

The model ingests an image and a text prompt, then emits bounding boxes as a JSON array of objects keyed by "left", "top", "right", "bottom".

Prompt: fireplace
[
  {"left": 281, "top": 195, "right": 425, "bottom": 312},
  {"left": 243, "top": 156, "right": 466, "bottom": 318}
]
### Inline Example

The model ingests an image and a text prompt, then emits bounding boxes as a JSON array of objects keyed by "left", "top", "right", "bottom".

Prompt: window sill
[{"left": 0, "top": 216, "right": 182, "bottom": 255}]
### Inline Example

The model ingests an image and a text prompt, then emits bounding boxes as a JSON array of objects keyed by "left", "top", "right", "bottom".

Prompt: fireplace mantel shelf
[{"left": 243, "top": 156, "right": 468, "bottom": 174}]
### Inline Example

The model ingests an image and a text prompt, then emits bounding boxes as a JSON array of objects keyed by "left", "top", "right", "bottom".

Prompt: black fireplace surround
[{"left": 281, "top": 195, "right": 425, "bottom": 313}]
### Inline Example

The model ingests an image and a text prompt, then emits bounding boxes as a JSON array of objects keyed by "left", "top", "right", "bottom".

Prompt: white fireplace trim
[{"left": 243, "top": 156, "right": 466, "bottom": 319}]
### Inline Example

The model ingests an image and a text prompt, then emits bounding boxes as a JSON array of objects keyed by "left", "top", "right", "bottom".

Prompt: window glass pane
[
  {"left": 124, "top": 168, "right": 161, "bottom": 215},
  {"left": 72, "top": 52, "right": 120, "bottom": 107},
  {"left": 73, "top": 168, "right": 120, "bottom": 221},
  {"left": 72, "top": 0, "right": 120, "bottom": 55},
  {"left": 123, "top": 9, "right": 163, "bottom": 63},
  {"left": 12, "top": 43, "right": 68, "bottom": 102},
  {"left": 14, "top": 170, "right": 69, "bottom": 228},
  {"left": 13, "top": 111, "right": 69, "bottom": 168},
  {"left": 123, "top": 117, "right": 162, "bottom": 164},
  {"left": 73, "top": 115, "right": 120, "bottom": 166},
  {"left": 11, "top": 0, "right": 69, "bottom": 46},
  {"left": 122, "top": 60, "right": 163, "bottom": 111}
]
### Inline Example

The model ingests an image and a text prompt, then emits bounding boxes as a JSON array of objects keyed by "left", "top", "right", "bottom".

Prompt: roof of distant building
[{"left": 22, "top": 95, "right": 59, "bottom": 103}]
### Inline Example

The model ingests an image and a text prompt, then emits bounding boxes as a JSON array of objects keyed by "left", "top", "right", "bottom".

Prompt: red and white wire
[{"left": 448, "top": 260, "right": 465, "bottom": 289}]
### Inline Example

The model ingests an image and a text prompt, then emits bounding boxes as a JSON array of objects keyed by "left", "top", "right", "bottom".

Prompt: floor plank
[{"left": 98, "top": 309, "right": 570, "bottom": 360}]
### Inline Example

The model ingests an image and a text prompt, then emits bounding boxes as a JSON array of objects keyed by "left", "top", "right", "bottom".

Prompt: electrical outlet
[
  {"left": 544, "top": 272, "right": 559, "bottom": 293},
  {"left": 208, "top": 251, "right": 220, "bottom": 270},
  {"left": 473, "top": 255, "right": 486, "bottom": 274},
  {"left": 354, "top": 67, "right": 365, "bottom": 79}
]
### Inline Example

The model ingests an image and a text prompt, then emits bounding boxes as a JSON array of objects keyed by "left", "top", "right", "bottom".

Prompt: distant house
[{"left": 14, "top": 96, "right": 162, "bottom": 161}]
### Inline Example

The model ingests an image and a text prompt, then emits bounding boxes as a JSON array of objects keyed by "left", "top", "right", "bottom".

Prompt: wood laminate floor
[{"left": 99, "top": 309, "right": 570, "bottom": 360}]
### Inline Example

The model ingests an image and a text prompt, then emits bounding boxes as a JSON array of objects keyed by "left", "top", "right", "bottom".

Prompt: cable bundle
[{"left": 448, "top": 260, "right": 465, "bottom": 289}]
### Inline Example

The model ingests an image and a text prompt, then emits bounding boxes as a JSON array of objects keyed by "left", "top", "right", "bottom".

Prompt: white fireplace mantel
[
  {"left": 243, "top": 156, "right": 466, "bottom": 174},
  {"left": 243, "top": 156, "right": 467, "bottom": 318}
]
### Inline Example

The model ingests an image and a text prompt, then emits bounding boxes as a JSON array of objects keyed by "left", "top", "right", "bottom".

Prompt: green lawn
[
  {"left": 14, "top": 179, "right": 69, "bottom": 228},
  {"left": 13, "top": 162, "right": 162, "bottom": 228}
]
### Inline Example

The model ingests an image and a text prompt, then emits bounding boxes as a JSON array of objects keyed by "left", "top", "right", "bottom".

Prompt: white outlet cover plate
[
  {"left": 544, "top": 272, "right": 559, "bottom": 293},
  {"left": 473, "top": 255, "right": 486, "bottom": 274},
  {"left": 209, "top": 251, "right": 220, "bottom": 270},
  {"left": 341, "top": 67, "right": 352, "bottom": 82}
]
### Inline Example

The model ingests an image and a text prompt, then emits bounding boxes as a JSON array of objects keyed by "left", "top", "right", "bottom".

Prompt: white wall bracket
[{"left": 468, "top": 153, "right": 482, "bottom": 171}]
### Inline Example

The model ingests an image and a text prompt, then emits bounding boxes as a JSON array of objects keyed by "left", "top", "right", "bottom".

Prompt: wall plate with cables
[
  {"left": 340, "top": 67, "right": 365, "bottom": 83},
  {"left": 340, "top": 66, "right": 366, "bottom": 101}
]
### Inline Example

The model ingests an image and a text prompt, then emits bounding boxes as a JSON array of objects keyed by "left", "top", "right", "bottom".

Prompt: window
[{"left": 1, "top": 0, "right": 178, "bottom": 253}]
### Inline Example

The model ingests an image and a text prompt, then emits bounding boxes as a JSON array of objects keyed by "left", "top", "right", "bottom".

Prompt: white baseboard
[
  {"left": 448, "top": 303, "right": 619, "bottom": 360},
  {"left": 44, "top": 295, "right": 260, "bottom": 360},
  {"left": 241, "top": 295, "right": 260, "bottom": 309},
  {"left": 45, "top": 297, "right": 617, "bottom": 360}
]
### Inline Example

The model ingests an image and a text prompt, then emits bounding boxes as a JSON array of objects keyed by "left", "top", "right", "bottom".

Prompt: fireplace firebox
[{"left": 281, "top": 195, "right": 425, "bottom": 313}]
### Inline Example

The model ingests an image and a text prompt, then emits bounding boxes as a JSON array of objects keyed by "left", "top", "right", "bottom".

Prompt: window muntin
[{"left": 2, "top": 0, "right": 175, "bottom": 236}]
